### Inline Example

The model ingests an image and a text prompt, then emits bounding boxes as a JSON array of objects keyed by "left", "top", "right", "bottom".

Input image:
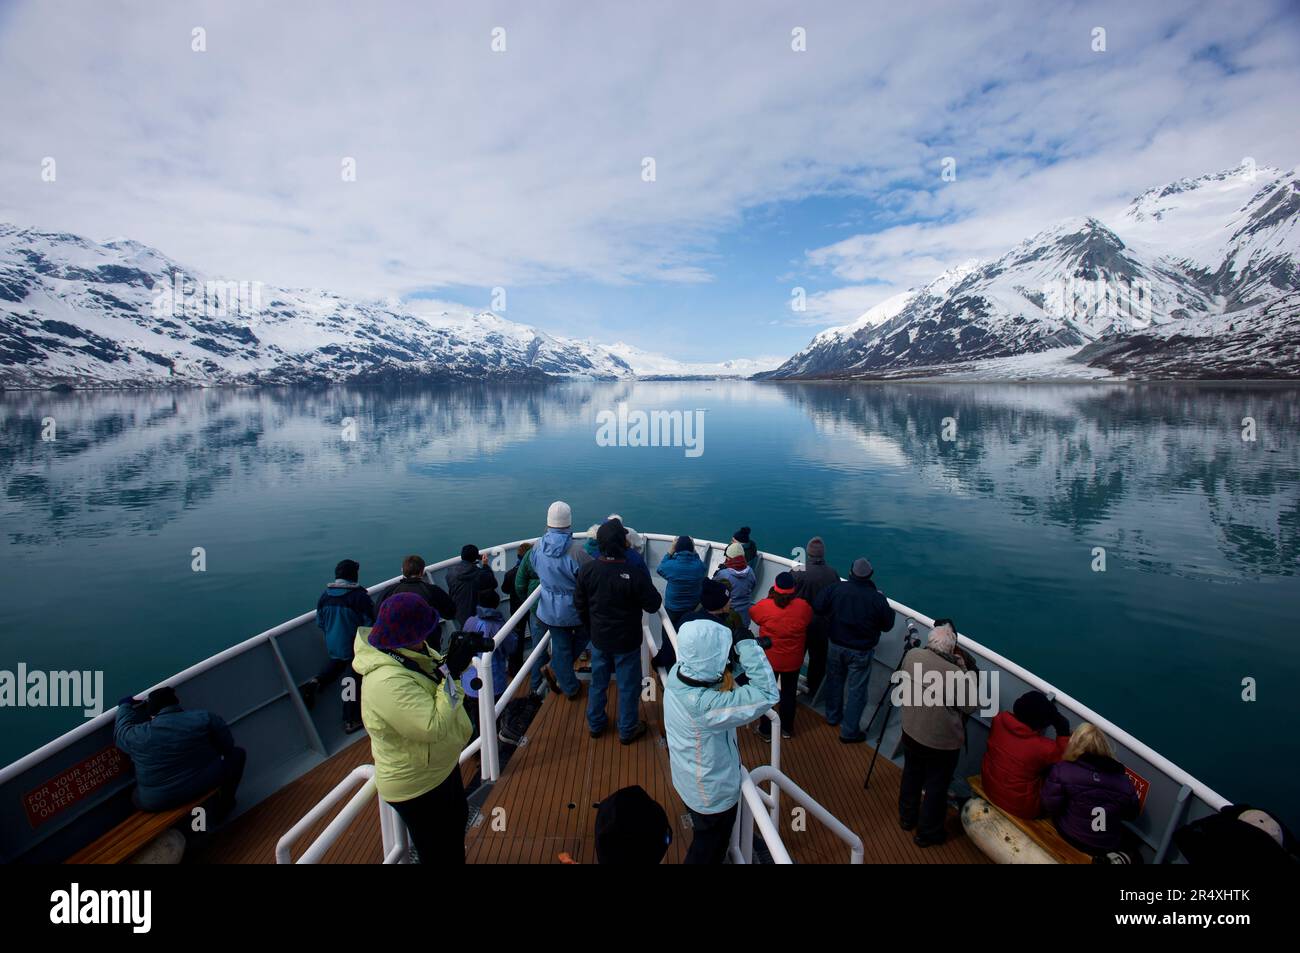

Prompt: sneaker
[
  {"left": 753, "top": 722, "right": 771, "bottom": 740},
  {"left": 899, "top": 817, "right": 917, "bottom": 832},
  {"left": 781, "top": 729, "right": 793, "bottom": 740},
  {"left": 619, "top": 721, "right": 648, "bottom": 745},
  {"left": 499, "top": 724, "right": 524, "bottom": 746},
  {"left": 838, "top": 733, "right": 866, "bottom": 744},
  {"left": 913, "top": 832, "right": 947, "bottom": 848},
  {"left": 589, "top": 724, "right": 606, "bottom": 739}
]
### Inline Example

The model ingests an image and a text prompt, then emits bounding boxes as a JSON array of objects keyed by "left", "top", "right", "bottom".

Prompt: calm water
[{"left": 2, "top": 381, "right": 1297, "bottom": 825}]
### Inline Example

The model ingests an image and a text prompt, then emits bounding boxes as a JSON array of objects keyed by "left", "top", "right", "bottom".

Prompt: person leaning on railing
[{"left": 351, "top": 593, "right": 478, "bottom": 864}]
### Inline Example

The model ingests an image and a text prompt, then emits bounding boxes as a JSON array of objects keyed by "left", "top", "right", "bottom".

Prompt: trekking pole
[{"left": 864, "top": 620, "right": 920, "bottom": 791}]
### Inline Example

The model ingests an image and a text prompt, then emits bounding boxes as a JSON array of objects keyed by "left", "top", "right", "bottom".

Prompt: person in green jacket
[{"left": 352, "top": 593, "right": 476, "bottom": 864}]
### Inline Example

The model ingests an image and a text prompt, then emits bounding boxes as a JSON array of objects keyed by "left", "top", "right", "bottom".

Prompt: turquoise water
[{"left": 1, "top": 381, "right": 1297, "bottom": 827}]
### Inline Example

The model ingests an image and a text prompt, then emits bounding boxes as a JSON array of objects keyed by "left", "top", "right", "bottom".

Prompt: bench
[
  {"left": 966, "top": 775, "right": 1092, "bottom": 865},
  {"left": 65, "top": 791, "right": 215, "bottom": 864}
]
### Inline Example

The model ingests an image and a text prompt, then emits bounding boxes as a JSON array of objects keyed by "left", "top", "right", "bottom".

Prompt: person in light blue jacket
[
  {"left": 531, "top": 500, "right": 592, "bottom": 699},
  {"left": 664, "top": 582, "right": 779, "bottom": 864}
]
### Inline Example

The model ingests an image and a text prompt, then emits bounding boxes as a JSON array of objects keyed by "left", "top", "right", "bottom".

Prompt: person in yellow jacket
[{"left": 353, "top": 592, "right": 475, "bottom": 864}]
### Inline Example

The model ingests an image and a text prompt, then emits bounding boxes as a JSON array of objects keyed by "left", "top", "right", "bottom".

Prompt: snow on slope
[
  {"left": 772, "top": 164, "right": 1300, "bottom": 379},
  {"left": 605, "top": 341, "right": 781, "bottom": 377}
]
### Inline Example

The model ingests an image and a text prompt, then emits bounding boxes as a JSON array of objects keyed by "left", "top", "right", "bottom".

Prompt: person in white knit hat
[{"left": 527, "top": 500, "right": 592, "bottom": 699}]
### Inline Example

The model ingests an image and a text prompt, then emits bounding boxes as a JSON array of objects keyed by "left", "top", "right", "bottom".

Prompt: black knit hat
[
  {"left": 334, "top": 559, "right": 360, "bottom": 583},
  {"left": 700, "top": 578, "right": 731, "bottom": 612},
  {"left": 461, "top": 544, "right": 480, "bottom": 562},
  {"left": 1013, "top": 690, "right": 1057, "bottom": 732},
  {"left": 597, "top": 520, "right": 629, "bottom": 555},
  {"left": 477, "top": 590, "right": 500, "bottom": 610},
  {"left": 147, "top": 686, "right": 179, "bottom": 715},
  {"left": 594, "top": 785, "right": 672, "bottom": 864},
  {"left": 733, "top": 526, "right": 751, "bottom": 543}
]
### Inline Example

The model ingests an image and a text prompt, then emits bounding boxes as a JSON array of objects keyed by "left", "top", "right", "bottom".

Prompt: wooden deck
[{"left": 197, "top": 685, "right": 988, "bottom": 864}]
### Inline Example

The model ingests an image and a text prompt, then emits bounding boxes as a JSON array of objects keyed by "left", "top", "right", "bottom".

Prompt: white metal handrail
[
  {"left": 276, "top": 764, "right": 376, "bottom": 864},
  {"left": 747, "top": 764, "right": 864, "bottom": 864},
  {"left": 729, "top": 768, "right": 794, "bottom": 864}
]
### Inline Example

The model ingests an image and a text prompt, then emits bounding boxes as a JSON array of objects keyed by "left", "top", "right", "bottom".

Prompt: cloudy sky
[{"left": 1, "top": 0, "right": 1297, "bottom": 361}]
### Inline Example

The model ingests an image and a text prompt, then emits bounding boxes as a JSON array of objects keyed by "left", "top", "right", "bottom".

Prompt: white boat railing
[
  {"left": 729, "top": 768, "right": 794, "bottom": 864},
  {"left": 738, "top": 764, "right": 865, "bottom": 864}
]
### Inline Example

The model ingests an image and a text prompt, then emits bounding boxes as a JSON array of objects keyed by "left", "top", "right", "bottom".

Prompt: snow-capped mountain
[
  {"left": 605, "top": 341, "right": 781, "bottom": 378},
  {"left": 0, "top": 226, "right": 764, "bottom": 388},
  {"left": 771, "top": 164, "right": 1300, "bottom": 379}
]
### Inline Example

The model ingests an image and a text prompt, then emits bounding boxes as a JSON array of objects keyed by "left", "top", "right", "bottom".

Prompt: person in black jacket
[
  {"left": 448, "top": 544, "right": 499, "bottom": 627},
  {"left": 378, "top": 555, "right": 456, "bottom": 623},
  {"left": 502, "top": 542, "right": 533, "bottom": 679},
  {"left": 791, "top": 536, "right": 839, "bottom": 699},
  {"left": 575, "top": 521, "right": 663, "bottom": 744},
  {"left": 813, "top": 558, "right": 896, "bottom": 743}
]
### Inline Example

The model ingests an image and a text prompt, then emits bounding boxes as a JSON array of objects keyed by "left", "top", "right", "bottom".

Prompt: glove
[
  {"left": 117, "top": 695, "right": 138, "bottom": 708},
  {"left": 444, "top": 638, "right": 477, "bottom": 680}
]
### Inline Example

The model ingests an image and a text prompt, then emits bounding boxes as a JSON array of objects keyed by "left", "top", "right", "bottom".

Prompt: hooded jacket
[
  {"left": 1041, "top": 753, "right": 1141, "bottom": 852},
  {"left": 748, "top": 595, "right": 813, "bottom": 673},
  {"left": 462, "top": 606, "right": 516, "bottom": 698},
  {"left": 812, "top": 576, "right": 896, "bottom": 652},
  {"left": 351, "top": 630, "right": 472, "bottom": 803},
  {"left": 664, "top": 621, "right": 779, "bottom": 815},
  {"left": 317, "top": 580, "right": 376, "bottom": 660},
  {"left": 114, "top": 703, "right": 236, "bottom": 811},
  {"left": 656, "top": 550, "right": 707, "bottom": 611},
  {"left": 447, "top": 559, "right": 498, "bottom": 627},
  {"left": 981, "top": 710, "right": 1070, "bottom": 818},
  {"left": 531, "top": 529, "right": 591, "bottom": 627},
  {"left": 713, "top": 564, "right": 757, "bottom": 618},
  {"left": 575, "top": 555, "right": 663, "bottom": 654}
]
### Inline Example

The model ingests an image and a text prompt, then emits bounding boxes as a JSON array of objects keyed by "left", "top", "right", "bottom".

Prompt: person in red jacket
[
  {"left": 749, "top": 572, "right": 813, "bottom": 740},
  {"left": 981, "top": 690, "right": 1071, "bottom": 818}
]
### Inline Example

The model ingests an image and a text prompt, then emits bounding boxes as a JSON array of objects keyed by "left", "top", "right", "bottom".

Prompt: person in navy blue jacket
[
  {"left": 114, "top": 687, "right": 246, "bottom": 820},
  {"left": 303, "top": 558, "right": 375, "bottom": 733},
  {"left": 657, "top": 535, "right": 707, "bottom": 630}
]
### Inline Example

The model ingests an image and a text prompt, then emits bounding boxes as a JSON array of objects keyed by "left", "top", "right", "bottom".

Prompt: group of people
[{"left": 109, "top": 505, "right": 1220, "bottom": 867}]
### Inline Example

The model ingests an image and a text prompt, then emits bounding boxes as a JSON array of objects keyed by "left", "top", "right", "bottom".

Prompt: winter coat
[
  {"left": 749, "top": 595, "right": 813, "bottom": 673},
  {"left": 656, "top": 550, "right": 707, "bottom": 612},
  {"left": 462, "top": 606, "right": 516, "bottom": 698},
  {"left": 897, "top": 646, "right": 979, "bottom": 751},
  {"left": 378, "top": 578, "right": 456, "bottom": 623},
  {"left": 531, "top": 530, "right": 591, "bottom": 627},
  {"left": 1041, "top": 753, "right": 1141, "bottom": 852},
  {"left": 114, "top": 703, "right": 236, "bottom": 811},
  {"left": 501, "top": 560, "right": 525, "bottom": 616},
  {"left": 665, "top": 623, "right": 779, "bottom": 815},
  {"left": 793, "top": 556, "right": 840, "bottom": 643},
  {"left": 713, "top": 564, "right": 757, "bottom": 619},
  {"left": 740, "top": 539, "right": 758, "bottom": 569},
  {"left": 447, "top": 559, "right": 498, "bottom": 627},
  {"left": 575, "top": 556, "right": 664, "bottom": 655},
  {"left": 352, "top": 631, "right": 472, "bottom": 803},
  {"left": 981, "top": 711, "right": 1070, "bottom": 818},
  {"left": 514, "top": 549, "right": 541, "bottom": 599},
  {"left": 317, "top": 581, "right": 376, "bottom": 660},
  {"left": 812, "top": 576, "right": 895, "bottom": 652}
]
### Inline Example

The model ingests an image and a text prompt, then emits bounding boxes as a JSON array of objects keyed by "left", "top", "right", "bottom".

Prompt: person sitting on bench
[{"left": 114, "top": 687, "right": 246, "bottom": 822}]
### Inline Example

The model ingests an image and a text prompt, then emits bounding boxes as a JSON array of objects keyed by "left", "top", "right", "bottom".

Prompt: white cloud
[{"left": 0, "top": 0, "right": 1295, "bottom": 334}]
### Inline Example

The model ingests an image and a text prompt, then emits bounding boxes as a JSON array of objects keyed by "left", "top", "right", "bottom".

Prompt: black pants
[
  {"left": 805, "top": 620, "right": 828, "bottom": 698},
  {"left": 898, "top": 733, "right": 960, "bottom": 841},
  {"left": 389, "top": 769, "right": 468, "bottom": 865},
  {"left": 685, "top": 803, "right": 739, "bottom": 864},
  {"left": 314, "top": 657, "right": 361, "bottom": 725},
  {"left": 758, "top": 670, "right": 800, "bottom": 737}
]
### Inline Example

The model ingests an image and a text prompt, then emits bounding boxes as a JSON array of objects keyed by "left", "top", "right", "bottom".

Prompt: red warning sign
[
  {"left": 1125, "top": 766, "right": 1150, "bottom": 812},
  {"left": 22, "top": 746, "right": 128, "bottom": 829}
]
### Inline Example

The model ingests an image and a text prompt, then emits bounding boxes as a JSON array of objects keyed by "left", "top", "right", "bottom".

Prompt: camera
[{"left": 449, "top": 631, "right": 496, "bottom": 654}]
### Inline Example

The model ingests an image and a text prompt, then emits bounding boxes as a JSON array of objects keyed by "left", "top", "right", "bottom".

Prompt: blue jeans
[
  {"left": 525, "top": 611, "right": 550, "bottom": 695},
  {"left": 588, "top": 646, "right": 642, "bottom": 739},
  {"left": 823, "top": 643, "right": 874, "bottom": 740},
  {"left": 546, "top": 623, "right": 588, "bottom": 697}
]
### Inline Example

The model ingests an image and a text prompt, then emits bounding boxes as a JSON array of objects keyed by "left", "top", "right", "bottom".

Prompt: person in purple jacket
[{"left": 1041, "top": 722, "right": 1142, "bottom": 859}]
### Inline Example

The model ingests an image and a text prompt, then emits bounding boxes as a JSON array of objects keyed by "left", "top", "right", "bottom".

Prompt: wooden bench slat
[
  {"left": 967, "top": 775, "right": 1091, "bottom": 864},
  {"left": 66, "top": 791, "right": 215, "bottom": 864}
]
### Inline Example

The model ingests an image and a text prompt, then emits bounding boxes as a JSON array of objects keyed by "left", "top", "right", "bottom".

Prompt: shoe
[
  {"left": 619, "top": 721, "right": 648, "bottom": 745},
  {"left": 589, "top": 724, "right": 606, "bottom": 739},
  {"left": 899, "top": 818, "right": 917, "bottom": 832},
  {"left": 913, "top": 832, "right": 947, "bottom": 848},
  {"left": 838, "top": 734, "right": 866, "bottom": 744},
  {"left": 564, "top": 686, "right": 583, "bottom": 701},
  {"left": 343, "top": 719, "right": 364, "bottom": 735},
  {"left": 781, "top": 729, "right": 793, "bottom": 740},
  {"left": 499, "top": 724, "right": 524, "bottom": 746},
  {"left": 541, "top": 666, "right": 560, "bottom": 693},
  {"left": 752, "top": 722, "right": 771, "bottom": 740},
  {"left": 299, "top": 680, "right": 319, "bottom": 711}
]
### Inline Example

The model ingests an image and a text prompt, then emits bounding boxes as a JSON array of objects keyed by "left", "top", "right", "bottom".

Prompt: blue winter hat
[{"left": 368, "top": 592, "right": 439, "bottom": 650}]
